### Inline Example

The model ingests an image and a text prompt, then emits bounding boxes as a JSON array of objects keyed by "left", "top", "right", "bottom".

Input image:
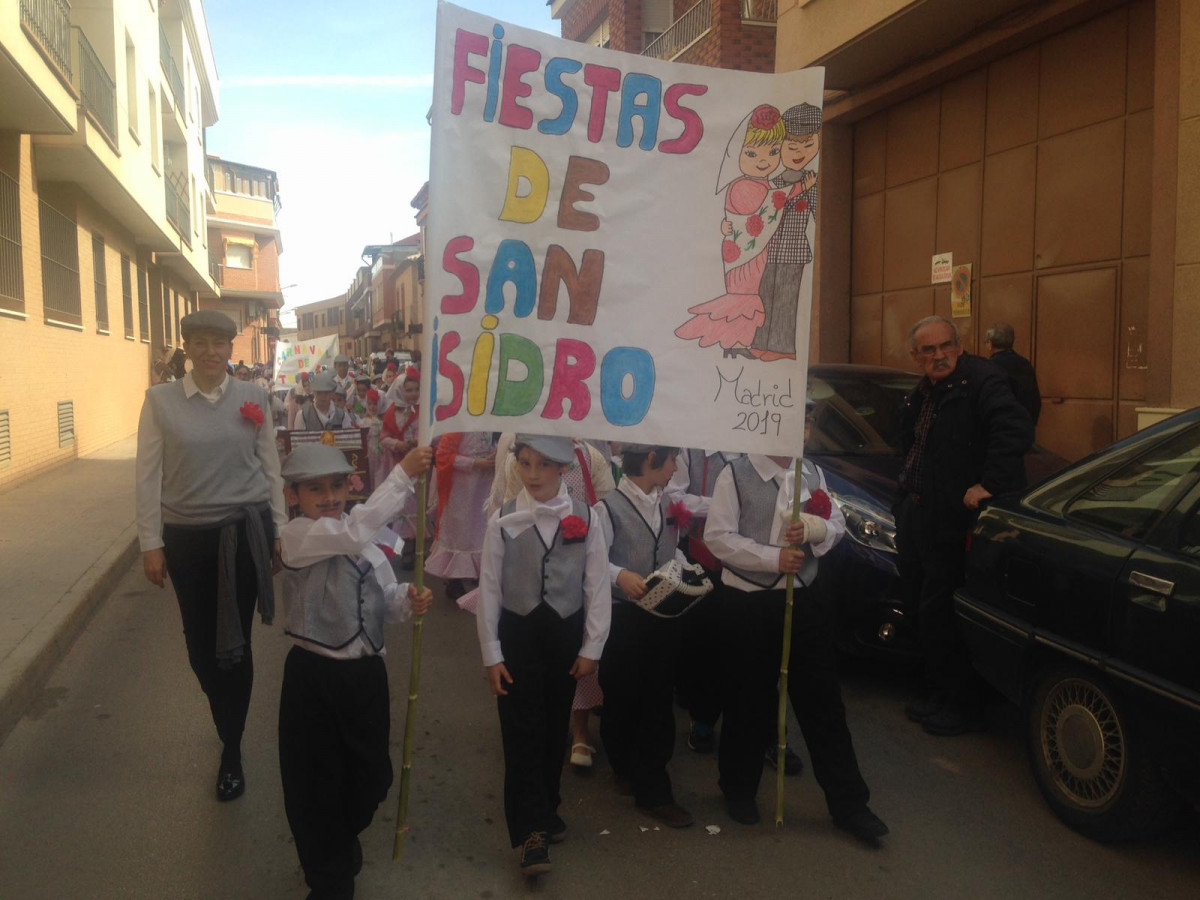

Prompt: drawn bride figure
[{"left": 674, "top": 104, "right": 794, "bottom": 358}]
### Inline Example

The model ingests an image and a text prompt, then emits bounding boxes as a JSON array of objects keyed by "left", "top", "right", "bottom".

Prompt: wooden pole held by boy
[
  {"left": 393, "top": 473, "right": 427, "bottom": 860},
  {"left": 775, "top": 458, "right": 803, "bottom": 827}
]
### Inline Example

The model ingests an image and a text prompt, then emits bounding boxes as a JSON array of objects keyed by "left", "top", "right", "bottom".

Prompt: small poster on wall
[
  {"left": 931, "top": 252, "right": 953, "bottom": 284},
  {"left": 950, "top": 263, "right": 972, "bottom": 318}
]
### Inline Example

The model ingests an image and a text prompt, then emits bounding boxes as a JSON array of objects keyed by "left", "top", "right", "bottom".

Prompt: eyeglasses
[{"left": 914, "top": 340, "right": 958, "bottom": 358}]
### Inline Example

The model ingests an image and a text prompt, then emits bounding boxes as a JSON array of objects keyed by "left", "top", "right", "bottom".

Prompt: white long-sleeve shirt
[
  {"left": 592, "top": 477, "right": 686, "bottom": 585},
  {"left": 279, "top": 464, "right": 415, "bottom": 659},
  {"left": 136, "top": 372, "right": 287, "bottom": 551},
  {"left": 703, "top": 455, "right": 845, "bottom": 593},
  {"left": 476, "top": 483, "right": 611, "bottom": 668}
]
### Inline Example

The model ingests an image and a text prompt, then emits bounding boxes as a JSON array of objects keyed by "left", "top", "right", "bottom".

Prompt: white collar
[
  {"left": 182, "top": 371, "right": 229, "bottom": 400},
  {"left": 617, "top": 477, "right": 662, "bottom": 514},
  {"left": 500, "top": 483, "right": 573, "bottom": 539},
  {"left": 748, "top": 454, "right": 792, "bottom": 482}
]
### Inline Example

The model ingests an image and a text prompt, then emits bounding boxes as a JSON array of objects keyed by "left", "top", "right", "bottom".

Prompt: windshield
[{"left": 807, "top": 371, "right": 918, "bottom": 456}]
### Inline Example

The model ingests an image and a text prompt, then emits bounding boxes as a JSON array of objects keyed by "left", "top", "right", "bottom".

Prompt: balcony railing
[
  {"left": 164, "top": 173, "right": 191, "bottom": 248},
  {"left": 20, "top": 0, "right": 73, "bottom": 85},
  {"left": 209, "top": 255, "right": 223, "bottom": 285},
  {"left": 75, "top": 28, "right": 117, "bottom": 148},
  {"left": 741, "top": 0, "right": 777, "bottom": 23},
  {"left": 159, "top": 24, "right": 184, "bottom": 110},
  {"left": 642, "top": 0, "right": 711, "bottom": 61}
]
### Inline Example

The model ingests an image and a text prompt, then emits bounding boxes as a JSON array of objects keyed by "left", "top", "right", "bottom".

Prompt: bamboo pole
[
  {"left": 775, "top": 458, "right": 803, "bottom": 827},
  {"left": 393, "top": 473, "right": 428, "bottom": 860}
]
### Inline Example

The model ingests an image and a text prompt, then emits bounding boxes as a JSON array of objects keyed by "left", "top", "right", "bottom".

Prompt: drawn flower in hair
[
  {"left": 239, "top": 401, "right": 264, "bottom": 426},
  {"left": 749, "top": 104, "right": 781, "bottom": 131}
]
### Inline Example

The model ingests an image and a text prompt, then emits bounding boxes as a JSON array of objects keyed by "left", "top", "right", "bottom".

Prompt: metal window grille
[
  {"left": 0, "top": 170, "right": 23, "bottom": 314},
  {"left": 136, "top": 263, "right": 149, "bottom": 340},
  {"left": 121, "top": 255, "right": 133, "bottom": 338},
  {"left": 57, "top": 400, "right": 74, "bottom": 447},
  {"left": 39, "top": 200, "right": 81, "bottom": 326},
  {"left": 0, "top": 409, "right": 10, "bottom": 468},
  {"left": 92, "top": 234, "right": 108, "bottom": 331},
  {"left": 19, "top": 0, "right": 72, "bottom": 84}
]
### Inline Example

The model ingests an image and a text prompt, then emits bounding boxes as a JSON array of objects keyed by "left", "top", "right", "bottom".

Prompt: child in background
[
  {"left": 427, "top": 431, "right": 495, "bottom": 598},
  {"left": 476, "top": 434, "right": 610, "bottom": 878},
  {"left": 277, "top": 442, "right": 434, "bottom": 899},
  {"left": 380, "top": 367, "right": 423, "bottom": 568}
]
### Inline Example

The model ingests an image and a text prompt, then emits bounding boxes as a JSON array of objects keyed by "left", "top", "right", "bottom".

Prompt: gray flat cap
[
  {"left": 281, "top": 444, "right": 355, "bottom": 482},
  {"left": 514, "top": 433, "right": 574, "bottom": 464},
  {"left": 782, "top": 102, "right": 821, "bottom": 136},
  {"left": 310, "top": 371, "right": 336, "bottom": 392},
  {"left": 180, "top": 309, "right": 238, "bottom": 340},
  {"left": 334, "top": 355, "right": 350, "bottom": 365},
  {"left": 619, "top": 443, "right": 658, "bottom": 455}
]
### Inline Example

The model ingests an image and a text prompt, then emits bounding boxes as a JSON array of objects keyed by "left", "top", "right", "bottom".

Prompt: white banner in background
[
  {"left": 423, "top": 2, "right": 824, "bottom": 455},
  {"left": 274, "top": 333, "right": 340, "bottom": 386}
]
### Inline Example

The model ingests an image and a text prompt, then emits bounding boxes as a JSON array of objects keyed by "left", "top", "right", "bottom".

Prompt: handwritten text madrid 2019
[{"left": 432, "top": 24, "right": 709, "bottom": 428}]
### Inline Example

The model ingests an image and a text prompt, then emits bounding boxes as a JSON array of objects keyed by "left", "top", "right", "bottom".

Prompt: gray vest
[
  {"left": 499, "top": 498, "right": 590, "bottom": 618},
  {"left": 145, "top": 378, "right": 273, "bottom": 526},
  {"left": 602, "top": 489, "right": 678, "bottom": 603},
  {"left": 726, "top": 457, "right": 821, "bottom": 590},
  {"left": 302, "top": 402, "right": 347, "bottom": 430},
  {"left": 686, "top": 449, "right": 732, "bottom": 499},
  {"left": 282, "top": 555, "right": 386, "bottom": 652}
]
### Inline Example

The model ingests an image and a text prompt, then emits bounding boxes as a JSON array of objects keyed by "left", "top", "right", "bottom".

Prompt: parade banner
[
  {"left": 423, "top": 2, "right": 824, "bottom": 455},
  {"left": 273, "top": 333, "right": 340, "bottom": 386}
]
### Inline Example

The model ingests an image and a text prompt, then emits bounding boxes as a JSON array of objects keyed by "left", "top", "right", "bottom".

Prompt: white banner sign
[
  {"left": 422, "top": 2, "right": 824, "bottom": 455},
  {"left": 274, "top": 333, "right": 340, "bottom": 386}
]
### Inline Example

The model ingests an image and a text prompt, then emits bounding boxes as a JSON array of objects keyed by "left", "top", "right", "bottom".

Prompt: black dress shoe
[
  {"left": 519, "top": 832, "right": 551, "bottom": 877},
  {"left": 833, "top": 807, "right": 889, "bottom": 843},
  {"left": 216, "top": 764, "right": 245, "bottom": 802},
  {"left": 725, "top": 796, "right": 760, "bottom": 826},
  {"left": 765, "top": 744, "right": 805, "bottom": 776}
]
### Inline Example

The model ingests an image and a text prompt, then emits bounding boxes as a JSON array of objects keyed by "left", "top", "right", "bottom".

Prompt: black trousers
[
  {"left": 894, "top": 495, "right": 980, "bottom": 704},
  {"left": 676, "top": 556, "right": 724, "bottom": 728},
  {"left": 161, "top": 511, "right": 269, "bottom": 757},
  {"left": 717, "top": 582, "right": 870, "bottom": 818},
  {"left": 496, "top": 605, "right": 583, "bottom": 847},
  {"left": 599, "top": 602, "right": 681, "bottom": 808},
  {"left": 279, "top": 646, "right": 392, "bottom": 899}
]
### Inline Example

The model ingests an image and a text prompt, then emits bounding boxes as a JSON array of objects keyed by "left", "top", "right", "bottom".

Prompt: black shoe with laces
[
  {"left": 215, "top": 761, "right": 245, "bottom": 802},
  {"left": 519, "top": 831, "right": 551, "bottom": 876},
  {"left": 833, "top": 807, "right": 890, "bottom": 844},
  {"left": 764, "top": 744, "right": 804, "bottom": 776}
]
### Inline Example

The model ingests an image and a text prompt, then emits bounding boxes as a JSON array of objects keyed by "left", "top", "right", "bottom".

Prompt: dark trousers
[
  {"left": 894, "top": 495, "right": 980, "bottom": 704},
  {"left": 279, "top": 646, "right": 392, "bottom": 899},
  {"left": 717, "top": 582, "right": 870, "bottom": 818},
  {"left": 599, "top": 602, "right": 681, "bottom": 808},
  {"left": 496, "top": 605, "right": 583, "bottom": 847},
  {"left": 162, "top": 513, "right": 267, "bottom": 758},
  {"left": 676, "top": 559, "right": 724, "bottom": 727}
]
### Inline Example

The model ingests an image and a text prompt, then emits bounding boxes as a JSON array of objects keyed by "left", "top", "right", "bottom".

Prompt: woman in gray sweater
[{"left": 136, "top": 310, "right": 287, "bottom": 801}]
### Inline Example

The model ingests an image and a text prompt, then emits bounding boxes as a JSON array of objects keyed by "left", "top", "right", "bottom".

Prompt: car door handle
[{"left": 1127, "top": 571, "right": 1172, "bottom": 612}]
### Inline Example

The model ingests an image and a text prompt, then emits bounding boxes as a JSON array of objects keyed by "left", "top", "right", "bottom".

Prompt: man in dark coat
[
  {"left": 985, "top": 322, "right": 1041, "bottom": 426},
  {"left": 896, "top": 316, "right": 1034, "bottom": 735}
]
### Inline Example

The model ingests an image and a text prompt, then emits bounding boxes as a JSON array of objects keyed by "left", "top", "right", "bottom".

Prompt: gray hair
[
  {"left": 908, "top": 315, "right": 961, "bottom": 350},
  {"left": 985, "top": 322, "right": 1015, "bottom": 350}
]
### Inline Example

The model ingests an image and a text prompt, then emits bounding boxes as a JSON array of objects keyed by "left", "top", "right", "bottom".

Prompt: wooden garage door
[{"left": 848, "top": 0, "right": 1154, "bottom": 460}]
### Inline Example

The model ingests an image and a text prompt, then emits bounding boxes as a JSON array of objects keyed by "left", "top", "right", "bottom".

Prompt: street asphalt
[{"left": 0, "top": 562, "right": 1197, "bottom": 899}]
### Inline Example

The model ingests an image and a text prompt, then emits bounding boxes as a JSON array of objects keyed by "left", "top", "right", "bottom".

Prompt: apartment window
[
  {"left": 148, "top": 83, "right": 160, "bottom": 171},
  {"left": 136, "top": 264, "right": 149, "bottom": 341},
  {"left": 226, "top": 243, "right": 252, "bottom": 269},
  {"left": 0, "top": 170, "right": 23, "bottom": 315},
  {"left": 92, "top": 235, "right": 109, "bottom": 332},
  {"left": 329, "top": 308, "right": 340, "bottom": 327},
  {"left": 121, "top": 255, "right": 134, "bottom": 338},
  {"left": 39, "top": 200, "right": 82, "bottom": 327},
  {"left": 125, "top": 36, "right": 138, "bottom": 139}
]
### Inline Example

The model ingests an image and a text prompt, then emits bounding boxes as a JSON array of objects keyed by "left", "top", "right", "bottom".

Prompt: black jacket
[
  {"left": 899, "top": 353, "right": 1034, "bottom": 540},
  {"left": 989, "top": 348, "right": 1042, "bottom": 426}
]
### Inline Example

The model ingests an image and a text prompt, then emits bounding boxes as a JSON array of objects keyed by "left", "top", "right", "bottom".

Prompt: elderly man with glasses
[{"left": 895, "top": 316, "right": 1033, "bottom": 736}]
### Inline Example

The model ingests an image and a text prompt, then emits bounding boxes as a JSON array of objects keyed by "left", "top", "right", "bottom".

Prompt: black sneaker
[
  {"left": 833, "top": 807, "right": 890, "bottom": 843},
  {"left": 725, "top": 796, "right": 760, "bottom": 826},
  {"left": 764, "top": 744, "right": 804, "bottom": 776},
  {"left": 215, "top": 761, "right": 245, "bottom": 802},
  {"left": 688, "top": 722, "right": 715, "bottom": 754},
  {"left": 519, "top": 832, "right": 551, "bottom": 877},
  {"left": 548, "top": 815, "right": 567, "bottom": 844}
]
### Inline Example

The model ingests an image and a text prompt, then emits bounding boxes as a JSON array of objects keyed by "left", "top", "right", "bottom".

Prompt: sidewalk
[{"left": 0, "top": 434, "right": 140, "bottom": 744}]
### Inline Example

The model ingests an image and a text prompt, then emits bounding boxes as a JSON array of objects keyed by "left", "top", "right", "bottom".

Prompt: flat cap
[
  {"left": 618, "top": 442, "right": 658, "bottom": 455},
  {"left": 334, "top": 355, "right": 351, "bottom": 365},
  {"left": 514, "top": 433, "right": 574, "bottom": 464},
  {"left": 281, "top": 444, "right": 355, "bottom": 482},
  {"left": 180, "top": 309, "right": 238, "bottom": 340},
  {"left": 781, "top": 102, "right": 821, "bottom": 136},
  {"left": 310, "top": 371, "right": 336, "bottom": 392}
]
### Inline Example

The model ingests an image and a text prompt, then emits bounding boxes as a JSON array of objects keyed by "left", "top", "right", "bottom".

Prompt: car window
[
  {"left": 1065, "top": 424, "right": 1200, "bottom": 540},
  {"left": 808, "top": 373, "right": 917, "bottom": 455}
]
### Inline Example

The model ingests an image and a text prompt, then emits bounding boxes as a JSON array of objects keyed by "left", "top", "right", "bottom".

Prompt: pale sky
[{"left": 203, "top": 0, "right": 558, "bottom": 325}]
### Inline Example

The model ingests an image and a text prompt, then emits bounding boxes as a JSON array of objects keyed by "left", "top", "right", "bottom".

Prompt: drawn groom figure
[{"left": 751, "top": 102, "right": 821, "bottom": 361}]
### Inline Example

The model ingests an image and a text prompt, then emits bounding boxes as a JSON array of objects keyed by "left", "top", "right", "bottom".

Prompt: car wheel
[{"left": 1026, "top": 665, "right": 1180, "bottom": 842}]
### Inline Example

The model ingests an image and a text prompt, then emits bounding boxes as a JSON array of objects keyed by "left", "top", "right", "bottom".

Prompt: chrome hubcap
[{"left": 1040, "top": 677, "right": 1124, "bottom": 808}]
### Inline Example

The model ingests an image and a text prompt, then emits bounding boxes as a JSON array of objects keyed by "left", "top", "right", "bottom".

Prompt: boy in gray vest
[
  {"left": 704, "top": 410, "right": 889, "bottom": 843},
  {"left": 300, "top": 371, "right": 352, "bottom": 430},
  {"left": 278, "top": 442, "right": 433, "bottom": 898},
  {"left": 594, "top": 443, "right": 694, "bottom": 826},
  {"left": 476, "top": 434, "right": 611, "bottom": 878}
]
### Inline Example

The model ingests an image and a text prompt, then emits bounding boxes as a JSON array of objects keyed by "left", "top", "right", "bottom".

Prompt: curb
[{"left": 0, "top": 525, "right": 139, "bottom": 746}]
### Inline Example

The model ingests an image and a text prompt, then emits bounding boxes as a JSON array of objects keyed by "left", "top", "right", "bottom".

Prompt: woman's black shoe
[{"left": 216, "top": 763, "right": 245, "bottom": 802}]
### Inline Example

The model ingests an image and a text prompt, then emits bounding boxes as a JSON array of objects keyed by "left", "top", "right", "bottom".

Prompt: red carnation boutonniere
[
  {"left": 561, "top": 514, "right": 589, "bottom": 544},
  {"left": 804, "top": 489, "right": 832, "bottom": 520},
  {"left": 239, "top": 401, "right": 265, "bottom": 427},
  {"left": 667, "top": 500, "right": 693, "bottom": 532}
]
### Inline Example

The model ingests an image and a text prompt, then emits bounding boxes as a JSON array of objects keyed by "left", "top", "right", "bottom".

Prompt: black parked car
[
  {"left": 955, "top": 408, "right": 1200, "bottom": 841},
  {"left": 806, "top": 364, "right": 1063, "bottom": 660}
]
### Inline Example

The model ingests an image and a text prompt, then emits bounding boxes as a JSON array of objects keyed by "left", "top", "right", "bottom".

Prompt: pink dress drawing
[{"left": 675, "top": 177, "right": 779, "bottom": 352}]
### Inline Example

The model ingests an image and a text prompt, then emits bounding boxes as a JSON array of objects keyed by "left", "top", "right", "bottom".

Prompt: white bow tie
[{"left": 499, "top": 494, "right": 572, "bottom": 539}]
